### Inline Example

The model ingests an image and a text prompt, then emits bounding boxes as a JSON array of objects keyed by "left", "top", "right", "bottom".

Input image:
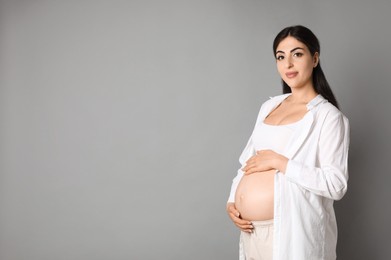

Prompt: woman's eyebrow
[
  {"left": 290, "top": 47, "right": 304, "bottom": 52},
  {"left": 275, "top": 47, "right": 305, "bottom": 55}
]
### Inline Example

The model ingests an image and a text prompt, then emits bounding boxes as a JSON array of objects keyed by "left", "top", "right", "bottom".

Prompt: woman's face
[{"left": 275, "top": 36, "right": 318, "bottom": 91}]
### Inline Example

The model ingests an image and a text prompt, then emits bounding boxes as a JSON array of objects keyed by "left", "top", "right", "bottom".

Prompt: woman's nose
[{"left": 285, "top": 56, "right": 293, "bottom": 68}]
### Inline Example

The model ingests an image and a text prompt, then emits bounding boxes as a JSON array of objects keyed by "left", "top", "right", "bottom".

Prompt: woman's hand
[
  {"left": 242, "top": 150, "right": 288, "bottom": 175},
  {"left": 226, "top": 203, "right": 253, "bottom": 233}
]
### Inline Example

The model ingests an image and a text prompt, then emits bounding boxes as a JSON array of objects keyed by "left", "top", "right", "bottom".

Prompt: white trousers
[{"left": 239, "top": 219, "right": 274, "bottom": 260}]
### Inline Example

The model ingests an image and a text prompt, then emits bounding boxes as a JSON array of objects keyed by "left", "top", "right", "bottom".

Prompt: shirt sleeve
[{"left": 284, "top": 111, "right": 350, "bottom": 200}]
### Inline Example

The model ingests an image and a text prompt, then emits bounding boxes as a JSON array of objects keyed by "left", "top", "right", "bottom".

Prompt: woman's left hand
[{"left": 242, "top": 150, "right": 288, "bottom": 175}]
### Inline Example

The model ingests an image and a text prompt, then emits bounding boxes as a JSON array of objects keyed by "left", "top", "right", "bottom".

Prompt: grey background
[{"left": 1, "top": 1, "right": 390, "bottom": 259}]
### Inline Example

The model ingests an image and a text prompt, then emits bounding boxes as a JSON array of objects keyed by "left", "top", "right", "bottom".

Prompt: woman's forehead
[{"left": 276, "top": 36, "right": 308, "bottom": 52}]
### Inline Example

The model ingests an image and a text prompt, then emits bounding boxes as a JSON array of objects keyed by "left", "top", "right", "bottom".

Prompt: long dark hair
[{"left": 273, "top": 25, "right": 339, "bottom": 108}]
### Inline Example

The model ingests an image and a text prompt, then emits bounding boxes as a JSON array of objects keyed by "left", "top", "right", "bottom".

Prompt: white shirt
[{"left": 228, "top": 94, "right": 350, "bottom": 260}]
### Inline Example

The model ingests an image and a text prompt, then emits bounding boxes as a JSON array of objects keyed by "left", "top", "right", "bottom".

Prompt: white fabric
[
  {"left": 228, "top": 94, "right": 350, "bottom": 260},
  {"left": 252, "top": 122, "right": 297, "bottom": 155},
  {"left": 240, "top": 219, "right": 274, "bottom": 260}
]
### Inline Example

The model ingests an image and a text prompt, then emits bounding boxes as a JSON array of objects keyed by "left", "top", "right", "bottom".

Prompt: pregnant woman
[{"left": 226, "top": 25, "right": 350, "bottom": 260}]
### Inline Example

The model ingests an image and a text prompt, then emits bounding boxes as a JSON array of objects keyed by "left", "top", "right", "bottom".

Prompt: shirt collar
[
  {"left": 306, "top": 94, "right": 327, "bottom": 110},
  {"left": 269, "top": 93, "right": 327, "bottom": 111}
]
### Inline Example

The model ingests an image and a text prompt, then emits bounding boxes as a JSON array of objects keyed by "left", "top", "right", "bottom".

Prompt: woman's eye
[
  {"left": 293, "top": 52, "right": 303, "bottom": 57},
  {"left": 276, "top": 55, "right": 284, "bottom": 61}
]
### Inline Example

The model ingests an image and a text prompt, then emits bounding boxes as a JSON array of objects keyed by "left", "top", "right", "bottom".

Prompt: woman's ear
[{"left": 313, "top": 52, "right": 319, "bottom": 68}]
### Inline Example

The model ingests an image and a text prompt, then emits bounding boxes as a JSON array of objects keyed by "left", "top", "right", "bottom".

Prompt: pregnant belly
[{"left": 235, "top": 170, "right": 275, "bottom": 221}]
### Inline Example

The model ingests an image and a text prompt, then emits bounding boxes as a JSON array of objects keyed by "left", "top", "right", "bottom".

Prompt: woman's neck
[{"left": 288, "top": 88, "right": 318, "bottom": 104}]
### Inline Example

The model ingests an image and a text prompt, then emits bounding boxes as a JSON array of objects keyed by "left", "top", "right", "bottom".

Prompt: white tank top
[{"left": 252, "top": 120, "right": 300, "bottom": 154}]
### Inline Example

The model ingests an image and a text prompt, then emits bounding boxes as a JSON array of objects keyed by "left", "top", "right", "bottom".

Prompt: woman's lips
[{"left": 285, "top": 72, "right": 298, "bottom": 78}]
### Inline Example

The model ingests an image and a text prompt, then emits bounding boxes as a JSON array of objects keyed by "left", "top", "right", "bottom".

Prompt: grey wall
[{"left": 1, "top": 1, "right": 390, "bottom": 259}]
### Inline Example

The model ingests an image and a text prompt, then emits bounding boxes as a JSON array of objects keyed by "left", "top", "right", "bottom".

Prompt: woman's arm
[
  {"left": 242, "top": 111, "right": 350, "bottom": 200},
  {"left": 284, "top": 112, "right": 350, "bottom": 200}
]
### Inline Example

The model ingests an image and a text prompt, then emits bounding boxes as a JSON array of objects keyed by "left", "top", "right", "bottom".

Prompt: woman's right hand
[{"left": 226, "top": 202, "right": 254, "bottom": 233}]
